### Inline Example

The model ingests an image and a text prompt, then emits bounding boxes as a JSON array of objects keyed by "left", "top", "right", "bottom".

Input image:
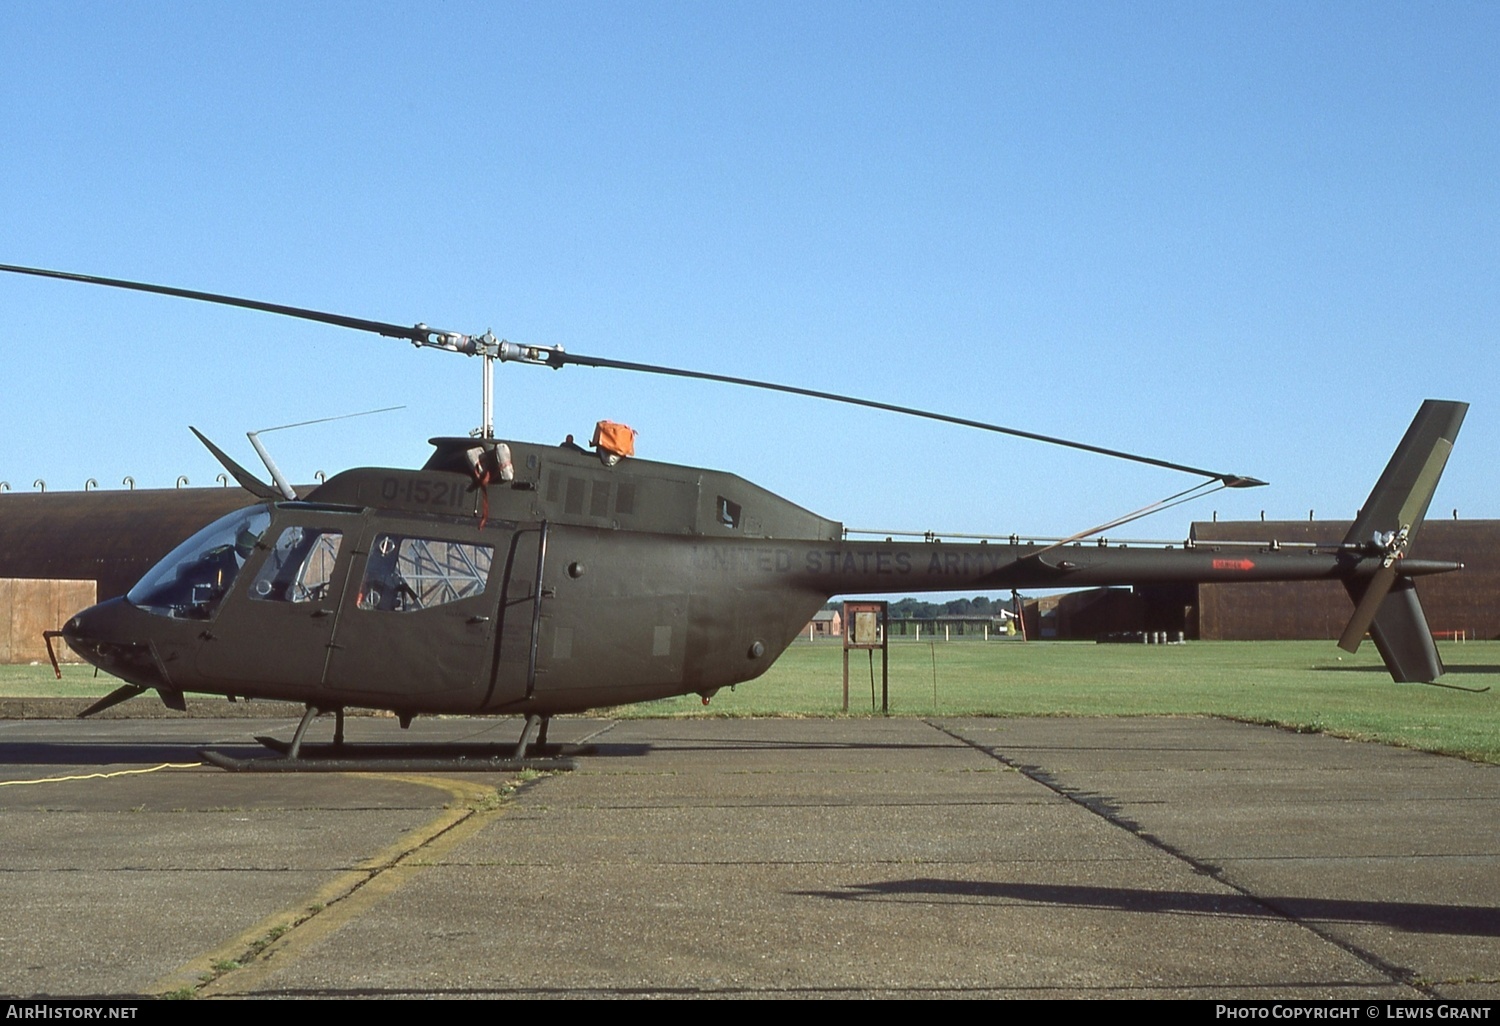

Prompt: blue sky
[{"left": 2, "top": 2, "right": 1495, "bottom": 555}]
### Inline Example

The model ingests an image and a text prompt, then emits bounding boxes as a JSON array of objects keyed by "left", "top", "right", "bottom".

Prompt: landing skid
[
  {"left": 200, "top": 746, "right": 577, "bottom": 773},
  {"left": 197, "top": 707, "right": 583, "bottom": 772},
  {"left": 254, "top": 736, "right": 577, "bottom": 760}
]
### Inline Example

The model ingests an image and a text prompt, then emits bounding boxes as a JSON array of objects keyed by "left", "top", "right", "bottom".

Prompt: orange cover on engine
[{"left": 592, "top": 420, "right": 637, "bottom": 458}]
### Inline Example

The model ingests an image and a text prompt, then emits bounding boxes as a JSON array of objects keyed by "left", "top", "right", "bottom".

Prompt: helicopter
[{"left": 0, "top": 265, "right": 1470, "bottom": 765}]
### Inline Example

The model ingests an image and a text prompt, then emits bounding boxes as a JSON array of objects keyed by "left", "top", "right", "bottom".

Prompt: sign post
[{"left": 841, "top": 600, "right": 889, "bottom": 714}]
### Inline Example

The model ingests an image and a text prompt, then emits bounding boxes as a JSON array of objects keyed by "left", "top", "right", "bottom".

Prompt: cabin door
[
  {"left": 195, "top": 513, "right": 356, "bottom": 691},
  {"left": 482, "top": 522, "right": 555, "bottom": 710},
  {"left": 322, "top": 519, "right": 502, "bottom": 703}
]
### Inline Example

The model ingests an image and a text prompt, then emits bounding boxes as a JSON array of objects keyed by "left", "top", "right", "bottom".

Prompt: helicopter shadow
[
  {"left": 0, "top": 740, "right": 218, "bottom": 768},
  {"left": 0, "top": 738, "right": 247, "bottom": 768},
  {"left": 0, "top": 738, "right": 643, "bottom": 769},
  {"left": 791, "top": 878, "right": 1500, "bottom": 938}
]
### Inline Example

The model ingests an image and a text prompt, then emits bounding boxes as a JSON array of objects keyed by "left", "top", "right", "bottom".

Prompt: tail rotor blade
[{"left": 1338, "top": 565, "right": 1397, "bottom": 653}]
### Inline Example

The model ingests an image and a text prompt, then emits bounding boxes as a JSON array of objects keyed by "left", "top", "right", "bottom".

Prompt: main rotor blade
[
  {"left": 1, "top": 262, "right": 1264, "bottom": 485},
  {"left": 0, "top": 263, "right": 429, "bottom": 343},
  {"left": 547, "top": 350, "right": 1265, "bottom": 486}
]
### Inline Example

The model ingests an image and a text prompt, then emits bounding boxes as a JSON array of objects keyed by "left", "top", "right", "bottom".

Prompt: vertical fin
[
  {"left": 1336, "top": 400, "right": 1466, "bottom": 680},
  {"left": 1342, "top": 401, "right": 1467, "bottom": 550},
  {"left": 1342, "top": 577, "right": 1444, "bottom": 683}
]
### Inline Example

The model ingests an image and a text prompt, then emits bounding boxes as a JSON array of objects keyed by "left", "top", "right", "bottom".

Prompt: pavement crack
[{"left": 926, "top": 719, "right": 1438, "bottom": 999}]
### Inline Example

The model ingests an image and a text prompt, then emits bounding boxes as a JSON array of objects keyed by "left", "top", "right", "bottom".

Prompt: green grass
[
  {"left": 610, "top": 638, "right": 1500, "bottom": 764},
  {"left": 6, "top": 639, "right": 1499, "bottom": 763},
  {"left": 0, "top": 662, "right": 124, "bottom": 698}
]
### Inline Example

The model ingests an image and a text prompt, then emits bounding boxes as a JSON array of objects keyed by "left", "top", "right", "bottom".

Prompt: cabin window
[
  {"left": 249, "top": 527, "right": 343, "bottom": 604},
  {"left": 357, "top": 534, "right": 494, "bottom": 613}
]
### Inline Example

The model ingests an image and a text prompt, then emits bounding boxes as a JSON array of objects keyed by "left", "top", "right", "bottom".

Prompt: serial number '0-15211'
[{"left": 379, "top": 476, "right": 469, "bottom": 510}]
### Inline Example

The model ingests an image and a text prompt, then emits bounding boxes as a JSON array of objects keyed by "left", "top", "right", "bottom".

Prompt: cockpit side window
[
  {"left": 249, "top": 528, "right": 344, "bottom": 604},
  {"left": 126, "top": 505, "right": 274, "bottom": 619}
]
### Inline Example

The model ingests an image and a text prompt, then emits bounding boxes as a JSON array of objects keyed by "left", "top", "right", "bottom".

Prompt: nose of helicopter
[{"left": 61, "top": 597, "right": 170, "bottom": 688}]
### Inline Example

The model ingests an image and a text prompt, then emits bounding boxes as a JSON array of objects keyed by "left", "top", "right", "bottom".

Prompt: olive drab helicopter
[{"left": 0, "top": 265, "right": 1472, "bottom": 768}]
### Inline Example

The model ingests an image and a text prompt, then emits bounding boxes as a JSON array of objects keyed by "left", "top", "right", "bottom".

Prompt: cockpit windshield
[{"left": 126, "top": 505, "right": 273, "bottom": 619}]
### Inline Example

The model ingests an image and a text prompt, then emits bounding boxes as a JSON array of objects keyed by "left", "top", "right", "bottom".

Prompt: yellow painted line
[
  {"left": 149, "top": 773, "right": 509, "bottom": 998},
  {"left": 0, "top": 762, "right": 202, "bottom": 786}
]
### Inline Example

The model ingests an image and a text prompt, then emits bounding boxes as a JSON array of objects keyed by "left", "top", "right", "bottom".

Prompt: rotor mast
[
  {"left": 409, "top": 329, "right": 562, "bottom": 440},
  {"left": 482, "top": 351, "right": 494, "bottom": 439}
]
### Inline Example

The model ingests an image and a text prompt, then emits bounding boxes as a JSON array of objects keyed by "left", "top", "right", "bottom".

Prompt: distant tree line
[{"left": 823, "top": 596, "right": 1006, "bottom": 619}]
